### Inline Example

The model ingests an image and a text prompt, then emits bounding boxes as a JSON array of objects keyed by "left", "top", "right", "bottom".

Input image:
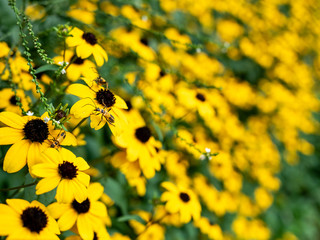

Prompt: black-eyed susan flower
[
  {"left": 160, "top": 182, "right": 201, "bottom": 223},
  {"left": 113, "top": 112, "right": 161, "bottom": 179},
  {"left": 31, "top": 148, "right": 90, "bottom": 203},
  {"left": 53, "top": 50, "right": 96, "bottom": 82},
  {"left": 67, "top": 76, "right": 127, "bottom": 135},
  {"left": 0, "top": 112, "right": 76, "bottom": 173},
  {"left": 48, "top": 182, "right": 109, "bottom": 240},
  {"left": 0, "top": 88, "right": 31, "bottom": 114},
  {"left": 66, "top": 27, "right": 108, "bottom": 67},
  {"left": 0, "top": 199, "right": 60, "bottom": 240}
]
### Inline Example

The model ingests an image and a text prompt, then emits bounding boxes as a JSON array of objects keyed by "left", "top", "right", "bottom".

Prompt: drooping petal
[
  {"left": 74, "top": 157, "right": 90, "bottom": 171},
  {"left": 94, "top": 44, "right": 108, "bottom": 62},
  {"left": 61, "top": 132, "right": 77, "bottom": 146},
  {"left": 92, "top": 48, "right": 104, "bottom": 67},
  {"left": 3, "top": 140, "right": 30, "bottom": 173},
  {"left": 76, "top": 172, "right": 90, "bottom": 187},
  {"left": 35, "top": 176, "right": 61, "bottom": 195},
  {"left": 88, "top": 182, "right": 104, "bottom": 201},
  {"left": 70, "top": 98, "right": 96, "bottom": 119},
  {"left": 76, "top": 44, "right": 93, "bottom": 59},
  {"left": 0, "top": 112, "right": 27, "bottom": 129},
  {"left": 77, "top": 214, "right": 94, "bottom": 240},
  {"left": 67, "top": 83, "right": 95, "bottom": 99},
  {"left": 89, "top": 201, "right": 107, "bottom": 218},
  {"left": 114, "top": 95, "right": 128, "bottom": 109},
  {"left": 58, "top": 209, "right": 78, "bottom": 231},
  {"left": 0, "top": 127, "right": 24, "bottom": 145}
]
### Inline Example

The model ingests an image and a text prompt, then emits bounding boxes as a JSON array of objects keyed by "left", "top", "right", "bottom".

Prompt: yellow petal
[
  {"left": 66, "top": 27, "right": 84, "bottom": 47},
  {"left": 3, "top": 140, "right": 30, "bottom": 173},
  {"left": 6, "top": 199, "right": 29, "bottom": 214},
  {"left": 89, "top": 201, "right": 107, "bottom": 218},
  {"left": 61, "top": 132, "right": 77, "bottom": 146},
  {"left": 95, "top": 44, "right": 108, "bottom": 62},
  {"left": 77, "top": 172, "right": 90, "bottom": 187},
  {"left": 0, "top": 112, "right": 26, "bottom": 129},
  {"left": 60, "top": 147, "right": 76, "bottom": 161},
  {"left": 0, "top": 127, "right": 24, "bottom": 145},
  {"left": 43, "top": 148, "right": 62, "bottom": 165},
  {"left": 92, "top": 48, "right": 104, "bottom": 67},
  {"left": 71, "top": 179, "right": 88, "bottom": 203},
  {"left": 35, "top": 176, "right": 61, "bottom": 195},
  {"left": 76, "top": 43, "right": 93, "bottom": 59},
  {"left": 71, "top": 98, "right": 96, "bottom": 119},
  {"left": 47, "top": 202, "right": 69, "bottom": 219},
  {"left": 31, "top": 163, "right": 58, "bottom": 178},
  {"left": 88, "top": 182, "right": 104, "bottom": 201},
  {"left": 114, "top": 95, "right": 128, "bottom": 109},
  {"left": 27, "top": 142, "right": 44, "bottom": 170},
  {"left": 58, "top": 208, "right": 78, "bottom": 231},
  {"left": 90, "top": 113, "right": 107, "bottom": 130},
  {"left": 74, "top": 157, "right": 90, "bottom": 171},
  {"left": 67, "top": 83, "right": 95, "bottom": 99},
  {"left": 0, "top": 204, "right": 20, "bottom": 235},
  {"left": 77, "top": 214, "right": 94, "bottom": 240},
  {"left": 56, "top": 180, "right": 73, "bottom": 203}
]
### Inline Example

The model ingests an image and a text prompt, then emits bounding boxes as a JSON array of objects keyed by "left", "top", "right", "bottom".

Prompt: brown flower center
[
  {"left": 179, "top": 192, "right": 190, "bottom": 203},
  {"left": 82, "top": 32, "right": 97, "bottom": 45},
  {"left": 58, "top": 161, "right": 78, "bottom": 179},
  {"left": 72, "top": 198, "right": 90, "bottom": 214},
  {"left": 23, "top": 119, "right": 49, "bottom": 143},
  {"left": 135, "top": 126, "right": 151, "bottom": 143},
  {"left": 96, "top": 89, "right": 116, "bottom": 108},
  {"left": 196, "top": 93, "right": 205, "bottom": 102},
  {"left": 21, "top": 207, "right": 48, "bottom": 233}
]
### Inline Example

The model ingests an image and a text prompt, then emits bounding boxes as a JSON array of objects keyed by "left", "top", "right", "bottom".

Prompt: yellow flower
[
  {"left": 0, "top": 199, "right": 60, "bottom": 239},
  {"left": 0, "top": 41, "right": 10, "bottom": 57},
  {"left": 0, "top": 88, "right": 31, "bottom": 114},
  {"left": 66, "top": 27, "right": 108, "bottom": 66},
  {"left": 0, "top": 112, "right": 76, "bottom": 173},
  {"left": 31, "top": 148, "right": 90, "bottom": 203},
  {"left": 53, "top": 50, "right": 96, "bottom": 81},
  {"left": 112, "top": 112, "right": 161, "bottom": 179},
  {"left": 48, "top": 182, "right": 109, "bottom": 240},
  {"left": 160, "top": 182, "right": 201, "bottom": 223},
  {"left": 67, "top": 77, "right": 128, "bottom": 135}
]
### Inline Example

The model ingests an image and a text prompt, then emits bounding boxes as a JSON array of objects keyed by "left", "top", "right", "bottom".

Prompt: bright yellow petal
[
  {"left": 31, "top": 163, "right": 59, "bottom": 178},
  {"left": 94, "top": 44, "right": 108, "bottom": 62},
  {"left": 0, "top": 112, "right": 26, "bottom": 129},
  {"left": 35, "top": 176, "right": 61, "bottom": 195},
  {"left": 71, "top": 179, "right": 88, "bottom": 203},
  {"left": 0, "top": 204, "right": 20, "bottom": 235},
  {"left": 90, "top": 113, "right": 107, "bottom": 130},
  {"left": 88, "top": 182, "right": 104, "bottom": 201},
  {"left": 92, "top": 48, "right": 104, "bottom": 67},
  {"left": 27, "top": 142, "right": 44, "bottom": 170},
  {"left": 71, "top": 98, "right": 96, "bottom": 119},
  {"left": 47, "top": 202, "right": 70, "bottom": 219},
  {"left": 3, "top": 140, "right": 30, "bottom": 173},
  {"left": 58, "top": 208, "right": 78, "bottom": 231},
  {"left": 43, "top": 148, "right": 62, "bottom": 165},
  {"left": 74, "top": 157, "right": 90, "bottom": 171},
  {"left": 0, "top": 127, "right": 24, "bottom": 145},
  {"left": 76, "top": 172, "right": 90, "bottom": 187},
  {"left": 61, "top": 132, "right": 77, "bottom": 146},
  {"left": 77, "top": 214, "right": 94, "bottom": 240},
  {"left": 6, "top": 199, "right": 30, "bottom": 214},
  {"left": 66, "top": 27, "right": 85, "bottom": 47},
  {"left": 67, "top": 83, "right": 95, "bottom": 99},
  {"left": 89, "top": 201, "right": 107, "bottom": 218},
  {"left": 56, "top": 180, "right": 73, "bottom": 203},
  {"left": 114, "top": 95, "right": 128, "bottom": 109},
  {"left": 76, "top": 44, "right": 93, "bottom": 59}
]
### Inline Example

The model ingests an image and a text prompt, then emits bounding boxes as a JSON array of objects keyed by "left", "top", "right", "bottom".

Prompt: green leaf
[
  {"left": 151, "top": 121, "right": 163, "bottom": 142},
  {"left": 34, "top": 64, "right": 59, "bottom": 74},
  {"left": 102, "top": 177, "right": 128, "bottom": 214},
  {"left": 117, "top": 214, "right": 146, "bottom": 224}
]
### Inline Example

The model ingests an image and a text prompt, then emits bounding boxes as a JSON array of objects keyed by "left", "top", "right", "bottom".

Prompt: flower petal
[
  {"left": 0, "top": 112, "right": 26, "bottom": 129},
  {"left": 77, "top": 214, "right": 94, "bottom": 240},
  {"left": 3, "top": 140, "right": 30, "bottom": 173},
  {"left": 6, "top": 199, "right": 30, "bottom": 214},
  {"left": 77, "top": 172, "right": 90, "bottom": 187},
  {"left": 0, "top": 127, "right": 24, "bottom": 145},
  {"left": 114, "top": 95, "right": 128, "bottom": 109},
  {"left": 35, "top": 176, "right": 61, "bottom": 195},
  {"left": 67, "top": 83, "right": 95, "bottom": 99},
  {"left": 58, "top": 208, "right": 78, "bottom": 231},
  {"left": 27, "top": 142, "right": 44, "bottom": 170},
  {"left": 70, "top": 98, "right": 96, "bottom": 119},
  {"left": 76, "top": 44, "right": 93, "bottom": 59}
]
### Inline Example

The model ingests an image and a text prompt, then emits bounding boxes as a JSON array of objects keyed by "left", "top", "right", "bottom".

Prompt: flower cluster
[{"left": 0, "top": 0, "right": 319, "bottom": 239}]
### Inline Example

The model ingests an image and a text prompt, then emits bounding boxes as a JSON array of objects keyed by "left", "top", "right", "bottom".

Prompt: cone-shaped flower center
[
  {"left": 73, "top": 57, "right": 84, "bottom": 65},
  {"left": 96, "top": 89, "right": 116, "bottom": 108},
  {"left": 23, "top": 119, "right": 49, "bottom": 143},
  {"left": 21, "top": 207, "right": 48, "bottom": 233},
  {"left": 58, "top": 161, "right": 78, "bottom": 179},
  {"left": 179, "top": 192, "right": 190, "bottom": 203},
  {"left": 72, "top": 198, "right": 90, "bottom": 214},
  {"left": 196, "top": 93, "right": 205, "bottom": 102},
  {"left": 82, "top": 32, "right": 97, "bottom": 45},
  {"left": 9, "top": 96, "right": 17, "bottom": 105},
  {"left": 135, "top": 126, "right": 151, "bottom": 143}
]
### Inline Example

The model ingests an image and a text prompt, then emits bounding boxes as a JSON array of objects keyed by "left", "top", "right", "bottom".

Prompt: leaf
[
  {"left": 117, "top": 214, "right": 146, "bottom": 224},
  {"left": 23, "top": 173, "right": 37, "bottom": 202},
  {"left": 151, "top": 121, "right": 163, "bottom": 142},
  {"left": 34, "top": 64, "right": 59, "bottom": 74},
  {"left": 102, "top": 177, "right": 128, "bottom": 214}
]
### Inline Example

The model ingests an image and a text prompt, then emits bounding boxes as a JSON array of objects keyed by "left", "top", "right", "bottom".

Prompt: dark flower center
[
  {"left": 93, "top": 232, "right": 98, "bottom": 240},
  {"left": 21, "top": 207, "right": 48, "bottom": 233},
  {"left": 9, "top": 96, "right": 17, "bottom": 106},
  {"left": 179, "top": 192, "right": 190, "bottom": 203},
  {"left": 55, "top": 109, "right": 67, "bottom": 120},
  {"left": 82, "top": 32, "right": 97, "bottom": 45},
  {"left": 196, "top": 93, "right": 205, "bottom": 102},
  {"left": 23, "top": 119, "right": 49, "bottom": 143},
  {"left": 135, "top": 126, "right": 151, "bottom": 143},
  {"left": 72, "top": 198, "right": 90, "bottom": 214},
  {"left": 58, "top": 161, "right": 78, "bottom": 179},
  {"left": 140, "top": 38, "right": 149, "bottom": 46},
  {"left": 96, "top": 89, "right": 116, "bottom": 108},
  {"left": 159, "top": 70, "right": 166, "bottom": 77},
  {"left": 125, "top": 100, "right": 132, "bottom": 111},
  {"left": 73, "top": 57, "right": 85, "bottom": 65}
]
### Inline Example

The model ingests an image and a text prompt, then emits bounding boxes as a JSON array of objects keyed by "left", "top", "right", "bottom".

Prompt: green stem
[
  {"left": 0, "top": 181, "right": 38, "bottom": 192},
  {"left": 71, "top": 117, "right": 88, "bottom": 133}
]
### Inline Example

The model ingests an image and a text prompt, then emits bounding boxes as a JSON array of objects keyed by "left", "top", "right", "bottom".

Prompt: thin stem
[
  {"left": 0, "top": 181, "right": 38, "bottom": 192},
  {"left": 71, "top": 117, "right": 88, "bottom": 133}
]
